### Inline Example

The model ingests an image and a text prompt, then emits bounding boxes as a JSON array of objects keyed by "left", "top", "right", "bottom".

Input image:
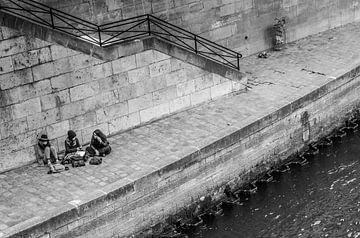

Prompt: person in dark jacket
[
  {"left": 88, "top": 129, "right": 111, "bottom": 156},
  {"left": 65, "top": 130, "right": 82, "bottom": 155}
]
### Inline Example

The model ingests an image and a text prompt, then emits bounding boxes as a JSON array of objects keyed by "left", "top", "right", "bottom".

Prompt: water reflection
[{"left": 186, "top": 129, "right": 360, "bottom": 238}]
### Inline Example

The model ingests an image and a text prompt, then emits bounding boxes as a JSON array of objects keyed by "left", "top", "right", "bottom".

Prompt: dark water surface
[{"left": 186, "top": 129, "right": 360, "bottom": 238}]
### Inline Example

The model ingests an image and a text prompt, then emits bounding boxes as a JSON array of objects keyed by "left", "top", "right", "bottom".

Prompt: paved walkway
[{"left": 2, "top": 22, "right": 360, "bottom": 237}]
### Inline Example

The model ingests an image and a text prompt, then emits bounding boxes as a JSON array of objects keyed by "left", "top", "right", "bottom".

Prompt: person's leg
[
  {"left": 49, "top": 146, "right": 59, "bottom": 164},
  {"left": 44, "top": 147, "right": 55, "bottom": 172}
]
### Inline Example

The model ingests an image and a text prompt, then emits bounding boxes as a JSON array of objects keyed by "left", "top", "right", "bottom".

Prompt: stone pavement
[{"left": 2, "top": 22, "right": 360, "bottom": 237}]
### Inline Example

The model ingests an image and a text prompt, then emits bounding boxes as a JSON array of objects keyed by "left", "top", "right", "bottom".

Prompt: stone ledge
[{"left": 4, "top": 60, "right": 360, "bottom": 238}]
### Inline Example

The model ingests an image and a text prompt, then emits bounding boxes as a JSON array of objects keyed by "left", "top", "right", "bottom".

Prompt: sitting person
[
  {"left": 35, "top": 133, "right": 59, "bottom": 168},
  {"left": 63, "top": 130, "right": 85, "bottom": 163},
  {"left": 87, "top": 129, "right": 111, "bottom": 156},
  {"left": 65, "top": 130, "right": 82, "bottom": 155}
]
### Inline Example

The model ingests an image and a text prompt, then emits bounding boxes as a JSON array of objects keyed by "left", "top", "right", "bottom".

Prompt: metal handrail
[{"left": 0, "top": 0, "right": 242, "bottom": 70}]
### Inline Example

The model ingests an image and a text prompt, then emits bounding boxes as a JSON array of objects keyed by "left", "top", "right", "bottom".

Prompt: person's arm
[{"left": 65, "top": 141, "right": 78, "bottom": 154}]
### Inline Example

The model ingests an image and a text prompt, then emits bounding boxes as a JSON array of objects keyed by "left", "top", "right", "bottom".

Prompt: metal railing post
[
  {"left": 98, "top": 26, "right": 102, "bottom": 46},
  {"left": 237, "top": 53, "right": 240, "bottom": 70},
  {"left": 147, "top": 14, "right": 151, "bottom": 36},
  {"left": 194, "top": 35, "right": 198, "bottom": 54},
  {"left": 50, "top": 8, "right": 54, "bottom": 28}
]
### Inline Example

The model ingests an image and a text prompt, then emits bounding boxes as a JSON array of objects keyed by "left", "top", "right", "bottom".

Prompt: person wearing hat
[
  {"left": 65, "top": 130, "right": 82, "bottom": 155},
  {"left": 35, "top": 132, "right": 59, "bottom": 166}
]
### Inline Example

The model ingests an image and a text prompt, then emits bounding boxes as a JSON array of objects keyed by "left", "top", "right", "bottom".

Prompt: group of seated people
[{"left": 35, "top": 129, "right": 111, "bottom": 169}]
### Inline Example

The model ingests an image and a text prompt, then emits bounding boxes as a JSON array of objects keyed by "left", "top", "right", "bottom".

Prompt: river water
[{"left": 183, "top": 127, "right": 360, "bottom": 238}]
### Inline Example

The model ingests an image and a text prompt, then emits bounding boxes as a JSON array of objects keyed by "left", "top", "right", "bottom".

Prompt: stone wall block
[
  {"left": 165, "top": 70, "right": 187, "bottom": 86},
  {"left": 0, "top": 56, "right": 14, "bottom": 75},
  {"left": 210, "top": 81, "right": 232, "bottom": 99},
  {"left": 149, "top": 59, "right": 171, "bottom": 77},
  {"left": 92, "top": 62, "right": 113, "bottom": 80},
  {"left": 139, "top": 103, "right": 170, "bottom": 123},
  {"left": 232, "top": 80, "right": 246, "bottom": 91},
  {"left": 50, "top": 69, "right": 92, "bottom": 91},
  {"left": 40, "top": 89, "right": 70, "bottom": 111},
  {"left": 12, "top": 97, "right": 41, "bottom": 119},
  {"left": 70, "top": 81, "right": 100, "bottom": 102},
  {"left": 8, "top": 80, "right": 52, "bottom": 104},
  {"left": 81, "top": 123, "right": 109, "bottom": 143},
  {"left": 190, "top": 88, "right": 211, "bottom": 105},
  {"left": 169, "top": 95, "right": 191, "bottom": 113},
  {"left": 135, "top": 50, "right": 154, "bottom": 68},
  {"left": 108, "top": 112, "right": 140, "bottom": 134},
  {"left": 96, "top": 102, "right": 129, "bottom": 123},
  {"left": 11, "top": 47, "right": 52, "bottom": 71},
  {"left": 152, "top": 51, "right": 171, "bottom": 62},
  {"left": 46, "top": 120, "right": 70, "bottom": 139},
  {"left": 27, "top": 108, "right": 61, "bottom": 130},
  {"left": 143, "top": 75, "right": 167, "bottom": 94},
  {"left": 69, "top": 111, "right": 97, "bottom": 131},
  {"left": 83, "top": 91, "right": 118, "bottom": 113},
  {"left": 32, "top": 62, "right": 57, "bottom": 81},
  {"left": 128, "top": 67, "right": 150, "bottom": 84},
  {"left": 60, "top": 101, "right": 85, "bottom": 120},
  {"left": 194, "top": 73, "right": 214, "bottom": 91},
  {"left": 0, "top": 117, "right": 28, "bottom": 140},
  {"left": 68, "top": 54, "right": 102, "bottom": 71},
  {"left": 152, "top": 86, "right": 177, "bottom": 105},
  {"left": 0, "top": 106, "right": 13, "bottom": 124},
  {"left": 0, "top": 36, "right": 27, "bottom": 57},
  {"left": 128, "top": 93, "right": 153, "bottom": 113},
  {"left": 50, "top": 44, "right": 79, "bottom": 60},
  {"left": 0, "top": 147, "right": 35, "bottom": 172},
  {"left": 112, "top": 55, "right": 137, "bottom": 74},
  {"left": 0, "top": 26, "right": 21, "bottom": 40},
  {"left": 176, "top": 79, "right": 195, "bottom": 97},
  {"left": 99, "top": 73, "right": 129, "bottom": 92},
  {"left": 0, "top": 68, "right": 33, "bottom": 90}
]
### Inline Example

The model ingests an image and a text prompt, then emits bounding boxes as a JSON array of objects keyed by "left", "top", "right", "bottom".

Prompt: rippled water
[{"left": 186, "top": 129, "right": 360, "bottom": 238}]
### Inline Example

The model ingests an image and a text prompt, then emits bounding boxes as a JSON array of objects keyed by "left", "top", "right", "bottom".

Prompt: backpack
[{"left": 89, "top": 156, "right": 102, "bottom": 165}]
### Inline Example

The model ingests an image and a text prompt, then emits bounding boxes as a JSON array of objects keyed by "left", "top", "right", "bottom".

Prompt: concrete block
[
  {"left": 99, "top": 73, "right": 128, "bottom": 91},
  {"left": 128, "top": 66, "right": 150, "bottom": 84},
  {"left": 0, "top": 68, "right": 33, "bottom": 90},
  {"left": 50, "top": 44, "right": 79, "bottom": 60},
  {"left": 47, "top": 120, "right": 69, "bottom": 139},
  {"left": 194, "top": 73, "right": 214, "bottom": 91},
  {"left": 149, "top": 59, "right": 171, "bottom": 77},
  {"left": 0, "top": 117, "right": 28, "bottom": 139},
  {"left": 135, "top": 50, "right": 154, "bottom": 68},
  {"left": 27, "top": 107, "right": 61, "bottom": 130},
  {"left": 169, "top": 95, "right": 191, "bottom": 113},
  {"left": 128, "top": 93, "right": 153, "bottom": 113},
  {"left": 177, "top": 79, "right": 195, "bottom": 97},
  {"left": 0, "top": 36, "right": 27, "bottom": 57},
  {"left": 108, "top": 112, "right": 140, "bottom": 134},
  {"left": 112, "top": 55, "right": 137, "bottom": 74},
  {"left": 210, "top": 81, "right": 232, "bottom": 99},
  {"left": 140, "top": 103, "right": 170, "bottom": 123},
  {"left": 152, "top": 86, "right": 177, "bottom": 105},
  {"left": 0, "top": 56, "right": 13, "bottom": 75},
  {"left": 70, "top": 81, "right": 100, "bottom": 102},
  {"left": 60, "top": 101, "right": 84, "bottom": 120},
  {"left": 165, "top": 70, "right": 187, "bottom": 86},
  {"left": 190, "top": 88, "right": 211, "bottom": 105},
  {"left": 96, "top": 102, "right": 129, "bottom": 123},
  {"left": 11, "top": 98, "right": 41, "bottom": 119}
]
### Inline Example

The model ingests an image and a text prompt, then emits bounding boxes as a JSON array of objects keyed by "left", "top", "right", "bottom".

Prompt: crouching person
[
  {"left": 86, "top": 129, "right": 111, "bottom": 156},
  {"left": 35, "top": 133, "right": 59, "bottom": 170}
]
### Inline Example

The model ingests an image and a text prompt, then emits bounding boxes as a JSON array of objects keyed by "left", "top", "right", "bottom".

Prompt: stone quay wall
[
  {"left": 31, "top": 64, "right": 360, "bottom": 238},
  {"left": 36, "top": 0, "right": 360, "bottom": 56},
  {"left": 0, "top": 26, "right": 244, "bottom": 173}
]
